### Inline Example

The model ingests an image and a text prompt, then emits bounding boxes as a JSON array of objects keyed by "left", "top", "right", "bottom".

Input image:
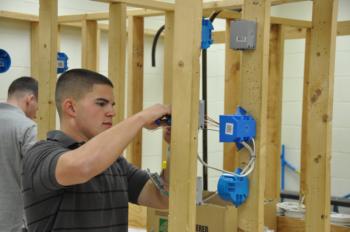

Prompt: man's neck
[
  {"left": 6, "top": 98, "right": 25, "bottom": 113},
  {"left": 60, "top": 121, "right": 88, "bottom": 142}
]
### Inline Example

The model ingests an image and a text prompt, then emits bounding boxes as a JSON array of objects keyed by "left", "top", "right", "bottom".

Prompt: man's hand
[{"left": 138, "top": 104, "right": 171, "bottom": 130}]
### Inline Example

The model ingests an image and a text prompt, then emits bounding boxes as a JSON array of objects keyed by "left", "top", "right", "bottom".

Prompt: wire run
[{"left": 197, "top": 138, "right": 256, "bottom": 177}]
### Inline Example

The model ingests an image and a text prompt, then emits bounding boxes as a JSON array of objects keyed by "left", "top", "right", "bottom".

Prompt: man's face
[
  {"left": 75, "top": 84, "right": 116, "bottom": 140},
  {"left": 26, "top": 95, "right": 38, "bottom": 120}
]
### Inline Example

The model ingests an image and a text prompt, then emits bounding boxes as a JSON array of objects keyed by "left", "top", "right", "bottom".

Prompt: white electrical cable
[{"left": 197, "top": 138, "right": 256, "bottom": 177}]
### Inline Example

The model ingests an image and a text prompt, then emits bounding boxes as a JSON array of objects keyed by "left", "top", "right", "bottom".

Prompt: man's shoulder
[{"left": 24, "top": 139, "right": 66, "bottom": 162}]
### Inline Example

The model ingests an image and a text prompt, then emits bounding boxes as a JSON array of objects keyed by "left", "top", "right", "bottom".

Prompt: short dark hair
[
  {"left": 8, "top": 76, "right": 38, "bottom": 99},
  {"left": 55, "top": 69, "right": 113, "bottom": 116}
]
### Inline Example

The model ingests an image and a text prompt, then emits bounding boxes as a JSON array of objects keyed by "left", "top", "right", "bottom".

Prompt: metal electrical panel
[{"left": 230, "top": 20, "right": 257, "bottom": 50}]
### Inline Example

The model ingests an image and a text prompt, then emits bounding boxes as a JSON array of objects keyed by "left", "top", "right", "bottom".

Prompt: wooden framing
[
  {"left": 264, "top": 24, "right": 285, "bottom": 230},
  {"left": 30, "top": 22, "right": 39, "bottom": 78},
  {"left": 161, "top": 12, "right": 174, "bottom": 162},
  {"left": 300, "top": 1, "right": 338, "bottom": 231},
  {"left": 223, "top": 19, "right": 240, "bottom": 171},
  {"left": 1, "top": 0, "right": 349, "bottom": 231},
  {"left": 108, "top": 2, "right": 127, "bottom": 124},
  {"left": 81, "top": 19, "right": 99, "bottom": 71},
  {"left": 237, "top": 1, "right": 271, "bottom": 231},
  {"left": 37, "top": 0, "right": 57, "bottom": 139},
  {"left": 93, "top": 0, "right": 174, "bottom": 11},
  {"left": 126, "top": 16, "right": 144, "bottom": 168},
  {"left": 277, "top": 216, "right": 350, "bottom": 232},
  {"left": 167, "top": 0, "right": 202, "bottom": 231}
]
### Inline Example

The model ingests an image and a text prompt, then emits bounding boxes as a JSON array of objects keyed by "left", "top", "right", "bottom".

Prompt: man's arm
[
  {"left": 137, "top": 127, "right": 171, "bottom": 209},
  {"left": 55, "top": 104, "right": 170, "bottom": 186}
]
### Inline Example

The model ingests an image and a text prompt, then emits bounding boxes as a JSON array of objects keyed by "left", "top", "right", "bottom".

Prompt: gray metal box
[{"left": 230, "top": 20, "right": 257, "bottom": 50}]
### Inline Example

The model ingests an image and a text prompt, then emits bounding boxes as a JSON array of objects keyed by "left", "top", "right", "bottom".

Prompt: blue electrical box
[
  {"left": 201, "top": 18, "right": 214, "bottom": 49},
  {"left": 0, "top": 49, "right": 11, "bottom": 73},
  {"left": 217, "top": 168, "right": 249, "bottom": 207},
  {"left": 219, "top": 106, "right": 256, "bottom": 144},
  {"left": 57, "top": 52, "right": 69, "bottom": 74}
]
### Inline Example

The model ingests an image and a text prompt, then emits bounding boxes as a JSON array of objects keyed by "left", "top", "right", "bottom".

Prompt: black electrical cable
[
  {"left": 151, "top": 25, "right": 165, "bottom": 67},
  {"left": 202, "top": 10, "right": 222, "bottom": 191}
]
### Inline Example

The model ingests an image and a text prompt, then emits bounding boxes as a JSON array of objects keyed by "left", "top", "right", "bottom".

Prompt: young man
[
  {"left": 0, "top": 77, "right": 38, "bottom": 232},
  {"left": 22, "top": 69, "right": 171, "bottom": 232}
]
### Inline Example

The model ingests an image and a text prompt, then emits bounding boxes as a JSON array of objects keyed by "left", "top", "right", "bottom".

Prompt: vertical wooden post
[
  {"left": 300, "top": 1, "right": 338, "bottom": 231},
  {"left": 300, "top": 28, "right": 311, "bottom": 204},
  {"left": 238, "top": 1, "right": 270, "bottom": 231},
  {"left": 223, "top": 19, "right": 240, "bottom": 171},
  {"left": 162, "top": 11, "right": 174, "bottom": 162},
  {"left": 82, "top": 20, "right": 99, "bottom": 71},
  {"left": 264, "top": 24, "right": 285, "bottom": 230},
  {"left": 108, "top": 3, "right": 126, "bottom": 124},
  {"left": 38, "top": 0, "right": 57, "bottom": 139},
  {"left": 30, "top": 22, "right": 39, "bottom": 79},
  {"left": 168, "top": 0, "right": 202, "bottom": 231},
  {"left": 127, "top": 16, "right": 144, "bottom": 168}
]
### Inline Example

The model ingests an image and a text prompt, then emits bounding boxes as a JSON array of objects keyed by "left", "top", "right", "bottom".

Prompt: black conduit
[{"left": 151, "top": 25, "right": 165, "bottom": 67}]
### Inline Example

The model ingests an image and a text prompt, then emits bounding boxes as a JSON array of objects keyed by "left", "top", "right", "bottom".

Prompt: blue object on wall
[
  {"left": 201, "top": 18, "right": 214, "bottom": 49},
  {"left": 0, "top": 49, "right": 11, "bottom": 73},
  {"left": 57, "top": 52, "right": 69, "bottom": 74},
  {"left": 219, "top": 106, "right": 256, "bottom": 150},
  {"left": 217, "top": 168, "right": 249, "bottom": 207}
]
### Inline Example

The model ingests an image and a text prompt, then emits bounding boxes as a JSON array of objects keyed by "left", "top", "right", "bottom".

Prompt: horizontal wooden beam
[
  {"left": 92, "top": 0, "right": 174, "bottom": 11},
  {"left": 271, "top": 17, "right": 311, "bottom": 28},
  {"left": 203, "top": 0, "right": 243, "bottom": 11},
  {"left": 0, "top": 10, "right": 38, "bottom": 22},
  {"left": 60, "top": 22, "right": 161, "bottom": 38},
  {"left": 277, "top": 216, "right": 350, "bottom": 232},
  {"left": 58, "top": 9, "right": 163, "bottom": 23},
  {"left": 338, "top": 20, "right": 350, "bottom": 36}
]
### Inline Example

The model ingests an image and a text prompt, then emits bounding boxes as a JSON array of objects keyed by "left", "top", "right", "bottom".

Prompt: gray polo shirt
[
  {"left": 0, "top": 103, "right": 37, "bottom": 232},
  {"left": 22, "top": 130, "right": 149, "bottom": 232}
]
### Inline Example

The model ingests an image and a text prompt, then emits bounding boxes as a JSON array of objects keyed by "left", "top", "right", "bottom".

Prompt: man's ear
[
  {"left": 24, "top": 94, "right": 35, "bottom": 106},
  {"left": 62, "top": 98, "right": 77, "bottom": 117}
]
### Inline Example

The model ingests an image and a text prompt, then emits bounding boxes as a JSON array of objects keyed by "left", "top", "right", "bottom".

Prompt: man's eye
[{"left": 96, "top": 102, "right": 106, "bottom": 107}]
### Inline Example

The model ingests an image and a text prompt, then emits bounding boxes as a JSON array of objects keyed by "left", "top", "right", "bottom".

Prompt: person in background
[
  {"left": 0, "top": 77, "right": 38, "bottom": 232},
  {"left": 22, "top": 69, "right": 171, "bottom": 232}
]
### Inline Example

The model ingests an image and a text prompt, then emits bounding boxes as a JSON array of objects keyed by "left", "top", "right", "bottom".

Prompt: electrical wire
[{"left": 197, "top": 138, "right": 256, "bottom": 177}]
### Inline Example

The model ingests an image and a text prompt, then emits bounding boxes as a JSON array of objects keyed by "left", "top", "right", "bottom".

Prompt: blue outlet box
[
  {"left": 201, "top": 18, "right": 214, "bottom": 49},
  {"left": 217, "top": 168, "right": 249, "bottom": 207},
  {"left": 57, "top": 52, "right": 69, "bottom": 74},
  {"left": 219, "top": 106, "right": 256, "bottom": 144},
  {"left": 0, "top": 49, "right": 11, "bottom": 73}
]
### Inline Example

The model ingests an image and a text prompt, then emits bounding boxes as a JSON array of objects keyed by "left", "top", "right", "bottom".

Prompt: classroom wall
[{"left": 0, "top": 1, "right": 349, "bottom": 207}]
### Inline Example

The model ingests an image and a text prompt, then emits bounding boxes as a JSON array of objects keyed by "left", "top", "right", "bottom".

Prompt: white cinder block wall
[{"left": 0, "top": 0, "right": 349, "bottom": 210}]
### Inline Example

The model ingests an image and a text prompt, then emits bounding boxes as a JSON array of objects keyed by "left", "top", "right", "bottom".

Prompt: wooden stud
[
  {"left": 223, "top": 19, "right": 240, "bottom": 171},
  {"left": 93, "top": 0, "right": 174, "bottom": 11},
  {"left": 81, "top": 20, "right": 99, "bottom": 71},
  {"left": 300, "top": 0, "right": 338, "bottom": 231},
  {"left": 126, "top": 16, "right": 144, "bottom": 168},
  {"left": 264, "top": 24, "right": 285, "bottom": 230},
  {"left": 161, "top": 12, "right": 174, "bottom": 162},
  {"left": 238, "top": 1, "right": 271, "bottom": 231},
  {"left": 300, "top": 28, "right": 311, "bottom": 208},
  {"left": 168, "top": 0, "right": 202, "bottom": 231},
  {"left": 108, "top": 3, "right": 127, "bottom": 124},
  {"left": 30, "top": 22, "right": 39, "bottom": 79},
  {"left": 37, "top": 0, "right": 57, "bottom": 139}
]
